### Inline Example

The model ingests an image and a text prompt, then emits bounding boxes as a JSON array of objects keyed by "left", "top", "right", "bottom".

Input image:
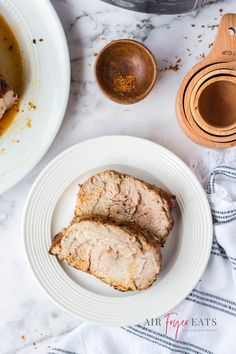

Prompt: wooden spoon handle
[{"left": 208, "top": 14, "right": 236, "bottom": 63}]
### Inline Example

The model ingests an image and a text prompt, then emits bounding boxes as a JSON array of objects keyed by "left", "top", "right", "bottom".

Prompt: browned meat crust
[
  {"left": 49, "top": 216, "right": 162, "bottom": 292},
  {"left": 75, "top": 170, "right": 175, "bottom": 246}
]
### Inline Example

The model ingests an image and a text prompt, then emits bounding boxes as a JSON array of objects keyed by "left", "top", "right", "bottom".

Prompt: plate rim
[
  {"left": 22, "top": 135, "right": 213, "bottom": 325},
  {"left": 0, "top": 0, "right": 70, "bottom": 194}
]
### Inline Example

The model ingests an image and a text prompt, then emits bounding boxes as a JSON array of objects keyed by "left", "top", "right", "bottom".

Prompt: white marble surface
[{"left": 1, "top": 0, "right": 236, "bottom": 353}]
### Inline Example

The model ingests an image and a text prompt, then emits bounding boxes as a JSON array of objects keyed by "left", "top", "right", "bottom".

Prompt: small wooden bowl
[
  {"left": 192, "top": 75, "right": 236, "bottom": 135},
  {"left": 94, "top": 39, "right": 157, "bottom": 104}
]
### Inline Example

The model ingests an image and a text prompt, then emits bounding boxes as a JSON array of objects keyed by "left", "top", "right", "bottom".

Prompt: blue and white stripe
[
  {"left": 122, "top": 325, "right": 213, "bottom": 354},
  {"left": 49, "top": 348, "right": 78, "bottom": 354},
  {"left": 186, "top": 289, "right": 236, "bottom": 317}
]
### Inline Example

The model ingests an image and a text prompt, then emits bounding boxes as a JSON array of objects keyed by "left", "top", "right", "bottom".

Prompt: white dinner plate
[
  {"left": 23, "top": 136, "right": 213, "bottom": 325},
  {"left": 0, "top": 0, "right": 70, "bottom": 194}
]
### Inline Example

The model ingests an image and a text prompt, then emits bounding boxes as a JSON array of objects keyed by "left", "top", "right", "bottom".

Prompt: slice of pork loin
[
  {"left": 0, "top": 75, "right": 18, "bottom": 119},
  {"left": 75, "top": 170, "right": 175, "bottom": 246},
  {"left": 49, "top": 216, "right": 162, "bottom": 291}
]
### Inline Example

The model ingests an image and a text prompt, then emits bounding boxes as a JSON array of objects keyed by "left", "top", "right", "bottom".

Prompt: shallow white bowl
[{"left": 0, "top": 0, "right": 70, "bottom": 194}]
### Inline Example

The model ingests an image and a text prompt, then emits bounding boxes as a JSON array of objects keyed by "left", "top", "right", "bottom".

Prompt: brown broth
[{"left": 0, "top": 14, "right": 24, "bottom": 137}]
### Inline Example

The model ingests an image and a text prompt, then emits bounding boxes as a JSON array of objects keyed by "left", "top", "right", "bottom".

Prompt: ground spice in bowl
[
  {"left": 113, "top": 74, "right": 136, "bottom": 97},
  {"left": 95, "top": 39, "right": 157, "bottom": 104}
]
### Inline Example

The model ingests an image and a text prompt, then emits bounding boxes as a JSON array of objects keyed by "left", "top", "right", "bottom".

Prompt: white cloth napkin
[{"left": 49, "top": 165, "right": 236, "bottom": 354}]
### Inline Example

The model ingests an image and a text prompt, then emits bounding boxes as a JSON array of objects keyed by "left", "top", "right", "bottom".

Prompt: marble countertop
[{"left": 1, "top": 0, "right": 236, "bottom": 353}]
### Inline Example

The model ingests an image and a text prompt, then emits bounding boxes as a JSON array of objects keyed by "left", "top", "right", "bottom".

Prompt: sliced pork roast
[
  {"left": 75, "top": 170, "right": 175, "bottom": 246},
  {"left": 49, "top": 216, "right": 162, "bottom": 291},
  {"left": 0, "top": 75, "right": 18, "bottom": 119}
]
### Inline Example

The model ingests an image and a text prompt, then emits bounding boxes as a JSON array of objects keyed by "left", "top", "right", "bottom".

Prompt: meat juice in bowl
[
  {"left": 0, "top": 0, "right": 38, "bottom": 144},
  {"left": 0, "top": 13, "right": 24, "bottom": 136}
]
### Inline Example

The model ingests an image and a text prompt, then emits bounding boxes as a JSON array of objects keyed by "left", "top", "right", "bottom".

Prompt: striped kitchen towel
[{"left": 49, "top": 165, "right": 236, "bottom": 354}]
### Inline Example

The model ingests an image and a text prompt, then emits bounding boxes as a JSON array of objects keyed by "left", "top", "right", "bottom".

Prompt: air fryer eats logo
[{"left": 144, "top": 312, "right": 217, "bottom": 339}]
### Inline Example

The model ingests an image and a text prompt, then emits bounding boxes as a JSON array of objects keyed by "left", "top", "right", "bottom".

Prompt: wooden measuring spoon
[
  {"left": 176, "top": 13, "right": 236, "bottom": 147},
  {"left": 191, "top": 75, "right": 236, "bottom": 136}
]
